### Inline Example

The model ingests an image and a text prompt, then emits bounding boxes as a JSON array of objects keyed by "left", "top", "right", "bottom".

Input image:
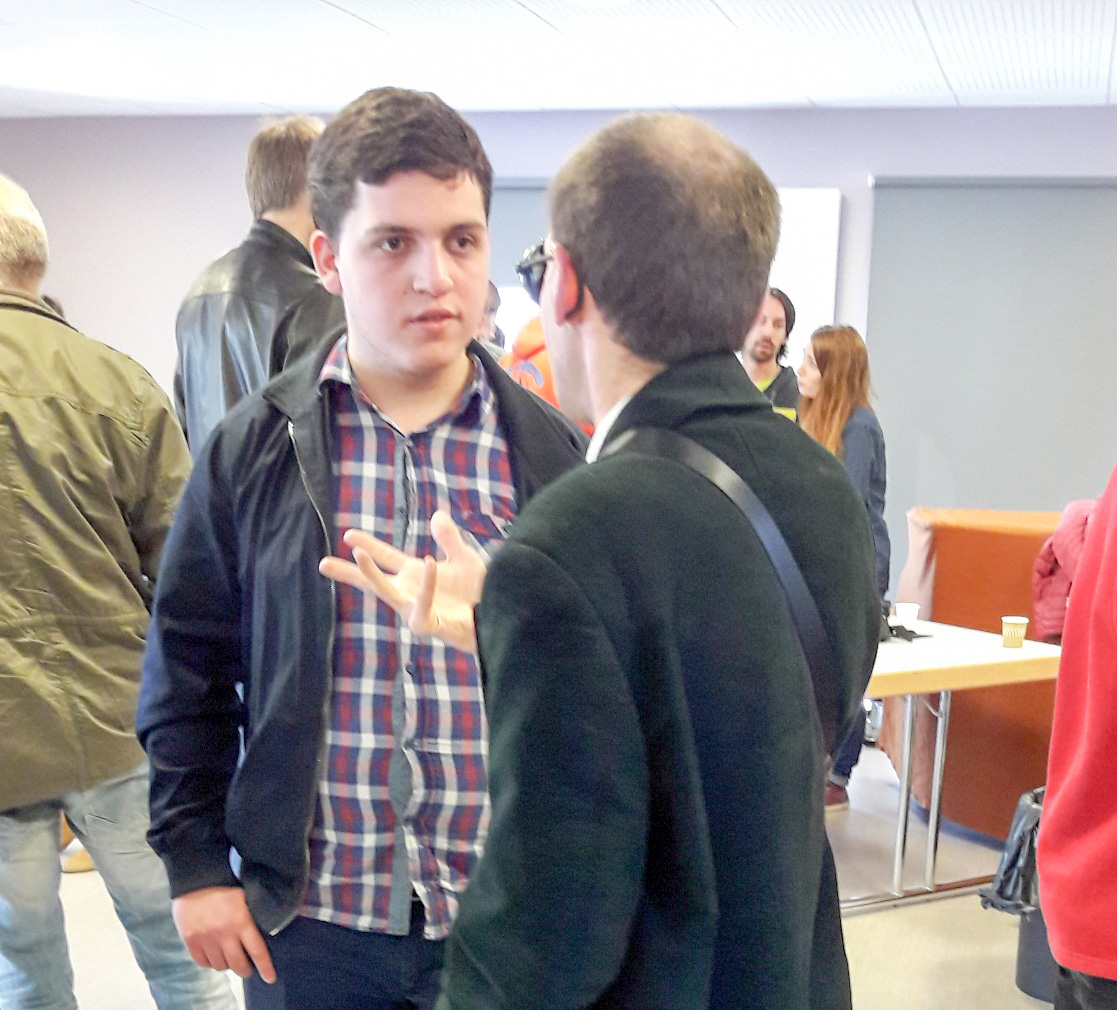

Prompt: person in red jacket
[{"left": 1038, "top": 462, "right": 1117, "bottom": 1009}]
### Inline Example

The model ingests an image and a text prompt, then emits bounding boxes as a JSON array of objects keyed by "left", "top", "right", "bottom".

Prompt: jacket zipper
[{"left": 271, "top": 419, "right": 337, "bottom": 936}]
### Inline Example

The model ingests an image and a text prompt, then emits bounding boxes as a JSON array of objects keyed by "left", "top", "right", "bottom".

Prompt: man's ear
[
  {"left": 310, "top": 229, "right": 343, "bottom": 296},
  {"left": 550, "top": 243, "right": 585, "bottom": 323}
]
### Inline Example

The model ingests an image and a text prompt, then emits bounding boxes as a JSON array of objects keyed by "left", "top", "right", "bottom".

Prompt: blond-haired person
[{"left": 0, "top": 174, "right": 234, "bottom": 1010}]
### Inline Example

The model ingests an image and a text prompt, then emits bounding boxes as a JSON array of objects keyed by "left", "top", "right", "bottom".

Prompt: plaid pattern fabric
[{"left": 301, "top": 336, "right": 515, "bottom": 939}]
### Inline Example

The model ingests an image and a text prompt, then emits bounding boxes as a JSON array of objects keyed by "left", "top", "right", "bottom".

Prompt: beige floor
[
  {"left": 833, "top": 747, "right": 1051, "bottom": 1008},
  {"left": 828, "top": 744, "right": 1004, "bottom": 902},
  {"left": 56, "top": 745, "right": 1048, "bottom": 1009}
]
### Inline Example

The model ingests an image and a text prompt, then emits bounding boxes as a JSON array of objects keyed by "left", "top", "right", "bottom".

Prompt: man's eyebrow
[
  {"left": 358, "top": 221, "right": 487, "bottom": 240},
  {"left": 362, "top": 225, "right": 414, "bottom": 240}
]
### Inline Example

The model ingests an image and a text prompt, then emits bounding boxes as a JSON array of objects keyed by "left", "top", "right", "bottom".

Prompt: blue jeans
[
  {"left": 0, "top": 763, "right": 236, "bottom": 1010},
  {"left": 244, "top": 909, "right": 444, "bottom": 1010}
]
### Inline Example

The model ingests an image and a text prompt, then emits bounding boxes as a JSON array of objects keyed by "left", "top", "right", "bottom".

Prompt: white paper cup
[
  {"left": 894, "top": 602, "right": 920, "bottom": 625},
  {"left": 1002, "top": 616, "right": 1029, "bottom": 648}
]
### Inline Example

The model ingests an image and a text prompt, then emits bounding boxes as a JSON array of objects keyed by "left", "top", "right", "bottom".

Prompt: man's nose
[{"left": 414, "top": 244, "right": 453, "bottom": 295}]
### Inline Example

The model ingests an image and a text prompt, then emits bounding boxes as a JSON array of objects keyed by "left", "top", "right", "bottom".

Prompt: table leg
[
  {"left": 891, "top": 694, "right": 916, "bottom": 896},
  {"left": 922, "top": 690, "right": 952, "bottom": 890}
]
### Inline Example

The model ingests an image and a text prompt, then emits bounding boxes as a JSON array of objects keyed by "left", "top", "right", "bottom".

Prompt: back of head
[
  {"left": 309, "top": 87, "right": 493, "bottom": 242},
  {"left": 548, "top": 113, "right": 779, "bottom": 364},
  {"left": 800, "top": 324, "right": 871, "bottom": 456},
  {"left": 0, "top": 173, "right": 48, "bottom": 294},
  {"left": 245, "top": 116, "right": 324, "bottom": 220}
]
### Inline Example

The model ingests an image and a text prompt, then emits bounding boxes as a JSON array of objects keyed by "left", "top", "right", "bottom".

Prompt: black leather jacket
[{"left": 173, "top": 219, "right": 344, "bottom": 456}]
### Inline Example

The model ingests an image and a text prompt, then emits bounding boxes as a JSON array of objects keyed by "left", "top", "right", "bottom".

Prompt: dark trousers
[
  {"left": 1057, "top": 966, "right": 1117, "bottom": 1010},
  {"left": 830, "top": 705, "right": 867, "bottom": 783},
  {"left": 244, "top": 905, "right": 444, "bottom": 1010}
]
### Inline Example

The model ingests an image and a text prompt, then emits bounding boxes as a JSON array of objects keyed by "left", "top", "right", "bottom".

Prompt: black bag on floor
[{"left": 980, "top": 786, "right": 1044, "bottom": 914}]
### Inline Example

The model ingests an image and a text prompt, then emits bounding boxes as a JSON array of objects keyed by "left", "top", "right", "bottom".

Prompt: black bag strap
[{"left": 602, "top": 426, "right": 839, "bottom": 752}]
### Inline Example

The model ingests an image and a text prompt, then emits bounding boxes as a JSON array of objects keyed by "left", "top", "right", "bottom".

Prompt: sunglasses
[{"left": 515, "top": 240, "right": 551, "bottom": 304}]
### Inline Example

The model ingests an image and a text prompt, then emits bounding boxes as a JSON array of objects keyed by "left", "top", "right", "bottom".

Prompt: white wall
[{"left": 6, "top": 104, "right": 1117, "bottom": 394}]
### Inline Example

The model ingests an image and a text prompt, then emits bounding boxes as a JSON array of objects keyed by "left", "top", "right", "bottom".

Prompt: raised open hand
[{"left": 319, "top": 509, "right": 486, "bottom": 654}]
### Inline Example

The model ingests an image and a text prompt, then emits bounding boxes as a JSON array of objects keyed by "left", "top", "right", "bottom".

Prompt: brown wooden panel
[{"left": 877, "top": 508, "right": 1059, "bottom": 839}]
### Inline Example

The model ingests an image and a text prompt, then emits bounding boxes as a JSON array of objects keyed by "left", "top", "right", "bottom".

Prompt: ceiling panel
[
  {"left": 719, "top": 1, "right": 954, "bottom": 103},
  {"left": 332, "top": 0, "right": 550, "bottom": 35},
  {"left": 136, "top": 0, "right": 381, "bottom": 34},
  {"left": 0, "top": 0, "right": 184, "bottom": 30},
  {"left": 518, "top": 0, "right": 733, "bottom": 32},
  {"left": 918, "top": 0, "right": 1117, "bottom": 101},
  {"left": 1, "top": 0, "right": 1117, "bottom": 117}
]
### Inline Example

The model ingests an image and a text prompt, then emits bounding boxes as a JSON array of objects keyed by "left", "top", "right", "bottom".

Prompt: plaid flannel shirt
[{"left": 301, "top": 336, "right": 515, "bottom": 939}]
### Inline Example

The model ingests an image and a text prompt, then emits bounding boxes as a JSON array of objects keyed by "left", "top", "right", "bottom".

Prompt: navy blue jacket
[
  {"left": 840, "top": 406, "right": 890, "bottom": 597},
  {"left": 137, "top": 340, "right": 586, "bottom": 934}
]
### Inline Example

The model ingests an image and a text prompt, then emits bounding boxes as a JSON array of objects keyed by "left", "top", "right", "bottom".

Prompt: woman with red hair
[{"left": 798, "top": 325, "right": 890, "bottom": 810}]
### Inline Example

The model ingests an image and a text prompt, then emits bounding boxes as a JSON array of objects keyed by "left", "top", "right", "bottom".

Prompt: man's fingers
[
  {"left": 430, "top": 509, "right": 468, "bottom": 560},
  {"left": 320, "top": 550, "right": 410, "bottom": 615},
  {"left": 182, "top": 936, "right": 213, "bottom": 972},
  {"left": 241, "top": 924, "right": 277, "bottom": 984},
  {"left": 408, "top": 556, "right": 439, "bottom": 637},
  {"left": 352, "top": 547, "right": 411, "bottom": 614},
  {"left": 217, "top": 936, "right": 255, "bottom": 980},
  {"left": 343, "top": 528, "right": 407, "bottom": 574},
  {"left": 430, "top": 509, "right": 487, "bottom": 602},
  {"left": 318, "top": 556, "right": 371, "bottom": 592},
  {"left": 195, "top": 936, "right": 232, "bottom": 974}
]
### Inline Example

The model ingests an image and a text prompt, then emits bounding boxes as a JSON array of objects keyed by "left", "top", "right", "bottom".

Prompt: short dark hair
[
  {"left": 309, "top": 87, "right": 493, "bottom": 242},
  {"left": 549, "top": 113, "right": 779, "bottom": 364},
  {"left": 768, "top": 287, "right": 795, "bottom": 363},
  {"left": 245, "top": 116, "right": 323, "bottom": 219}
]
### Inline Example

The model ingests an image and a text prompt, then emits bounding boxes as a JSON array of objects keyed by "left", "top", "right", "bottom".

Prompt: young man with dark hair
[
  {"left": 174, "top": 115, "right": 344, "bottom": 456},
  {"left": 741, "top": 285, "right": 799, "bottom": 412},
  {"left": 326, "top": 113, "right": 880, "bottom": 1009},
  {"left": 137, "top": 88, "right": 586, "bottom": 1010}
]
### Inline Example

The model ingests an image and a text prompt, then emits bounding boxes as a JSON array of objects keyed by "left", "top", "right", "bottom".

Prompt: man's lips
[{"left": 411, "top": 309, "right": 458, "bottom": 325}]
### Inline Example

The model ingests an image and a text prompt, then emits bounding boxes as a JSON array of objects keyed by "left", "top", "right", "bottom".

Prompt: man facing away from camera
[
  {"left": 173, "top": 115, "right": 344, "bottom": 455},
  {"left": 137, "top": 88, "right": 585, "bottom": 1010},
  {"left": 0, "top": 173, "right": 234, "bottom": 1010},
  {"left": 326, "top": 113, "right": 881, "bottom": 1009}
]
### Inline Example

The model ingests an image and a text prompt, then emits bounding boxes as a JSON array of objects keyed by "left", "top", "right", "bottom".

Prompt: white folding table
[{"left": 842, "top": 621, "right": 1060, "bottom": 911}]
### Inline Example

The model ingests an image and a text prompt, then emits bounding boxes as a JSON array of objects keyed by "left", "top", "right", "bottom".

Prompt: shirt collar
[
  {"left": 318, "top": 334, "right": 488, "bottom": 430},
  {"left": 586, "top": 394, "right": 633, "bottom": 463}
]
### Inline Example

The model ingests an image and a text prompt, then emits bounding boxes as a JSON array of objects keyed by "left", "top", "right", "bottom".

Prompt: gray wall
[
  {"left": 869, "top": 179, "right": 1117, "bottom": 590},
  {"left": 4, "top": 105, "right": 1117, "bottom": 579}
]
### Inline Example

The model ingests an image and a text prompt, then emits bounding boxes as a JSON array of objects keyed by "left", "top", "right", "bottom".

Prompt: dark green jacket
[
  {"left": 439, "top": 353, "right": 879, "bottom": 1010},
  {"left": 0, "top": 289, "right": 189, "bottom": 812}
]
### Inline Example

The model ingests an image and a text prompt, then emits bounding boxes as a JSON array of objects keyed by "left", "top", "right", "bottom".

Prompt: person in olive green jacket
[{"left": 0, "top": 173, "right": 234, "bottom": 1010}]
